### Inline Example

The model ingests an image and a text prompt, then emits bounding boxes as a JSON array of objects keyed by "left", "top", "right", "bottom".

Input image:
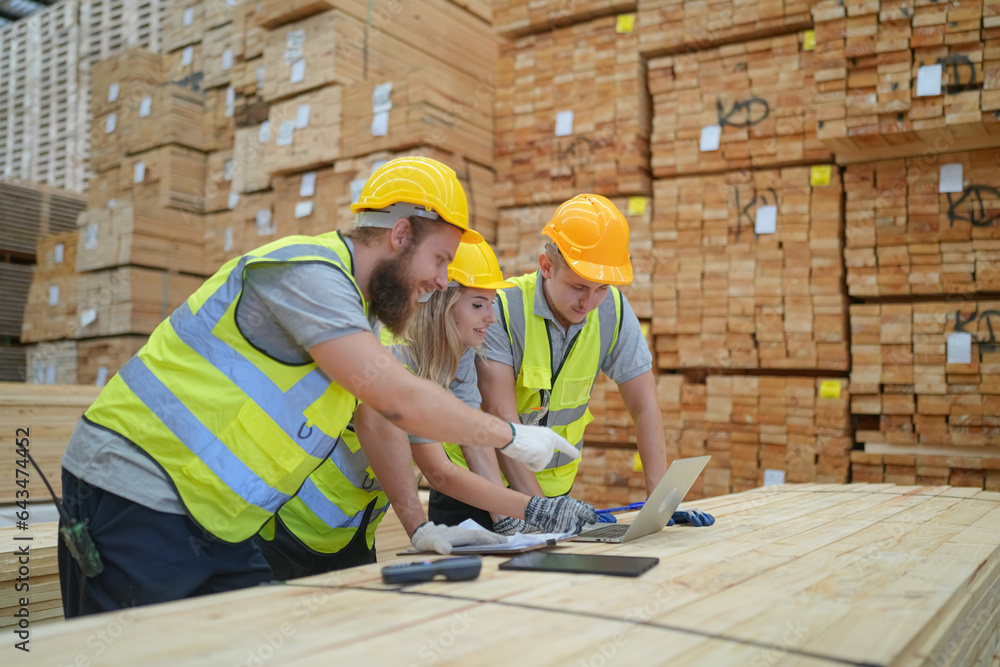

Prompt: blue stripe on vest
[
  {"left": 327, "top": 443, "right": 381, "bottom": 491},
  {"left": 119, "top": 357, "right": 288, "bottom": 512},
  {"left": 296, "top": 478, "right": 387, "bottom": 530}
]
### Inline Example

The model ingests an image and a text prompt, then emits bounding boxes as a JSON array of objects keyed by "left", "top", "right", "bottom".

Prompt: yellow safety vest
[
  {"left": 445, "top": 272, "right": 622, "bottom": 496},
  {"left": 263, "top": 427, "right": 388, "bottom": 554},
  {"left": 85, "top": 232, "right": 363, "bottom": 542}
]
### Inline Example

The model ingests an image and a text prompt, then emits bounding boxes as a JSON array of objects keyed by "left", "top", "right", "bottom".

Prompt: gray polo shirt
[{"left": 62, "top": 238, "right": 373, "bottom": 514}]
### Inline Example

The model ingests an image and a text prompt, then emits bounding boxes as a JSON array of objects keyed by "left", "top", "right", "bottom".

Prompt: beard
[{"left": 369, "top": 248, "right": 419, "bottom": 336}]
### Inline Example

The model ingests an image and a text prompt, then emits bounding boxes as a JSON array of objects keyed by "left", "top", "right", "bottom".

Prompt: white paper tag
[
  {"left": 256, "top": 64, "right": 265, "bottom": 88},
  {"left": 48, "top": 285, "right": 60, "bottom": 306},
  {"left": 228, "top": 191, "right": 240, "bottom": 209},
  {"left": 294, "top": 201, "right": 314, "bottom": 218},
  {"left": 107, "top": 82, "right": 119, "bottom": 103},
  {"left": 183, "top": 7, "right": 194, "bottom": 26},
  {"left": 372, "top": 82, "right": 393, "bottom": 114},
  {"left": 139, "top": 97, "right": 152, "bottom": 118},
  {"left": 700, "top": 124, "right": 722, "bottom": 152},
  {"left": 286, "top": 29, "right": 306, "bottom": 53},
  {"left": 947, "top": 332, "right": 973, "bottom": 364},
  {"left": 938, "top": 163, "right": 963, "bottom": 194},
  {"left": 222, "top": 49, "right": 233, "bottom": 71},
  {"left": 224, "top": 159, "right": 234, "bottom": 181},
  {"left": 105, "top": 113, "right": 117, "bottom": 134},
  {"left": 916, "top": 64, "right": 942, "bottom": 97},
  {"left": 45, "top": 365, "right": 56, "bottom": 385},
  {"left": 277, "top": 120, "right": 295, "bottom": 146},
  {"left": 225, "top": 85, "right": 235, "bottom": 118},
  {"left": 85, "top": 224, "right": 99, "bottom": 249},
  {"left": 258, "top": 121, "right": 270, "bottom": 143},
  {"left": 224, "top": 227, "right": 234, "bottom": 251},
  {"left": 299, "top": 171, "right": 316, "bottom": 197},
  {"left": 555, "top": 110, "right": 574, "bottom": 137},
  {"left": 133, "top": 162, "right": 146, "bottom": 183},
  {"left": 763, "top": 469, "right": 786, "bottom": 486},
  {"left": 371, "top": 111, "right": 389, "bottom": 136},
  {"left": 755, "top": 205, "right": 778, "bottom": 235},
  {"left": 226, "top": 0, "right": 236, "bottom": 6},
  {"left": 255, "top": 209, "right": 275, "bottom": 235},
  {"left": 54, "top": 243, "right": 64, "bottom": 263},
  {"left": 80, "top": 308, "right": 97, "bottom": 327},
  {"left": 350, "top": 178, "right": 366, "bottom": 204},
  {"left": 107, "top": 198, "right": 117, "bottom": 209},
  {"left": 296, "top": 104, "right": 311, "bottom": 129},
  {"left": 182, "top": 46, "right": 194, "bottom": 67},
  {"left": 95, "top": 366, "right": 109, "bottom": 387},
  {"left": 290, "top": 59, "right": 305, "bottom": 84}
]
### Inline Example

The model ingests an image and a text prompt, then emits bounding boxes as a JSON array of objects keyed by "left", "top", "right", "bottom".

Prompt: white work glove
[
  {"left": 410, "top": 521, "right": 507, "bottom": 555},
  {"left": 500, "top": 423, "right": 580, "bottom": 472},
  {"left": 525, "top": 495, "right": 599, "bottom": 534},
  {"left": 492, "top": 517, "right": 543, "bottom": 536}
]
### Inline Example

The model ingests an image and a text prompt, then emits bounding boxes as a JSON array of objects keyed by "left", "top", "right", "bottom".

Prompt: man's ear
[
  {"left": 539, "top": 251, "right": 554, "bottom": 280},
  {"left": 389, "top": 218, "right": 411, "bottom": 251}
]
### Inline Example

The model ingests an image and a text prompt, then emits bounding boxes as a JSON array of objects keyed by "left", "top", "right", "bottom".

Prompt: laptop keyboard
[{"left": 579, "top": 523, "right": 629, "bottom": 538}]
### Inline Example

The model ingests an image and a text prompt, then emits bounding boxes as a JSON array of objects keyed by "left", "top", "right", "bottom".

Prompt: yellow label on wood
[
  {"left": 803, "top": 30, "right": 816, "bottom": 51},
  {"left": 810, "top": 165, "right": 832, "bottom": 187},
  {"left": 627, "top": 196, "right": 647, "bottom": 216},
  {"left": 616, "top": 14, "right": 635, "bottom": 33},
  {"left": 640, "top": 322, "right": 650, "bottom": 339},
  {"left": 633, "top": 453, "right": 643, "bottom": 472},
  {"left": 820, "top": 380, "right": 841, "bottom": 399}
]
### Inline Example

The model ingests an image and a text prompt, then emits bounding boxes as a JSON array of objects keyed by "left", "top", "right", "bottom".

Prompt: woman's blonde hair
[{"left": 404, "top": 285, "right": 471, "bottom": 387}]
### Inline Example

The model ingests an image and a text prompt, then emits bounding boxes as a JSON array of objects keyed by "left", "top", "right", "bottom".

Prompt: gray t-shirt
[
  {"left": 62, "top": 240, "right": 372, "bottom": 514},
  {"left": 483, "top": 275, "right": 652, "bottom": 385},
  {"left": 388, "top": 345, "right": 481, "bottom": 444}
]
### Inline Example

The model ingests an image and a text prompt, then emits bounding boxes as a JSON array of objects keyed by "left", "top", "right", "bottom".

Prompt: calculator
[{"left": 381, "top": 556, "right": 483, "bottom": 584}]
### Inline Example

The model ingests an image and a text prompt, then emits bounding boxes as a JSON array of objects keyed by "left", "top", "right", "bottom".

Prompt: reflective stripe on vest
[
  {"left": 499, "top": 272, "right": 621, "bottom": 496},
  {"left": 273, "top": 427, "right": 389, "bottom": 555},
  {"left": 85, "top": 233, "right": 364, "bottom": 542}
]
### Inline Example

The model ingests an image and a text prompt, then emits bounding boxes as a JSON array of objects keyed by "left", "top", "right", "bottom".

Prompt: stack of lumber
[
  {"left": 75, "top": 267, "right": 203, "bottom": 339},
  {"left": 118, "top": 146, "right": 208, "bottom": 214},
  {"left": 272, "top": 167, "right": 354, "bottom": 239},
  {"left": 493, "top": 0, "right": 634, "bottom": 37},
  {"left": 120, "top": 84, "right": 207, "bottom": 155},
  {"left": 203, "top": 86, "right": 238, "bottom": 153},
  {"left": 76, "top": 335, "right": 147, "bottom": 386},
  {"left": 652, "top": 166, "right": 848, "bottom": 370},
  {"left": 75, "top": 197, "right": 206, "bottom": 276},
  {"left": 20, "top": 234, "right": 76, "bottom": 344},
  {"left": 648, "top": 33, "right": 832, "bottom": 177},
  {"left": 201, "top": 21, "right": 241, "bottom": 91},
  {"left": 0, "top": 181, "right": 86, "bottom": 257},
  {"left": 636, "top": 0, "right": 815, "bottom": 57},
  {"left": 1, "top": 265, "right": 37, "bottom": 341},
  {"left": 264, "top": 85, "right": 343, "bottom": 176},
  {"left": 203, "top": 150, "right": 236, "bottom": 213},
  {"left": 231, "top": 124, "right": 273, "bottom": 194},
  {"left": 33, "top": 485, "right": 1000, "bottom": 667},
  {"left": 844, "top": 148, "right": 1000, "bottom": 297},
  {"left": 25, "top": 341, "right": 78, "bottom": 385},
  {"left": 163, "top": 42, "right": 204, "bottom": 91},
  {"left": 0, "top": 523, "right": 61, "bottom": 628},
  {"left": 813, "top": 0, "right": 1000, "bottom": 163},
  {"left": 850, "top": 450, "right": 1000, "bottom": 489},
  {"left": 339, "top": 68, "right": 495, "bottom": 168},
  {"left": 495, "top": 196, "right": 653, "bottom": 317},
  {"left": 850, "top": 301, "right": 1000, "bottom": 449},
  {"left": 0, "top": 383, "right": 100, "bottom": 501},
  {"left": 494, "top": 15, "right": 650, "bottom": 206},
  {"left": 0, "top": 345, "right": 27, "bottom": 383}
]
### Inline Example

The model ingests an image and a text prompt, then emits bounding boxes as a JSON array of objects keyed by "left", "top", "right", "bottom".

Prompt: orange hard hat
[{"left": 541, "top": 194, "right": 632, "bottom": 285}]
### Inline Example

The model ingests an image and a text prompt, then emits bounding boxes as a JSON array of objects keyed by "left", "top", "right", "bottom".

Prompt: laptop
[{"left": 572, "top": 455, "right": 711, "bottom": 543}]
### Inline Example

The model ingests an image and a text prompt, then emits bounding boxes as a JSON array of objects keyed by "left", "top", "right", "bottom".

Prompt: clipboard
[{"left": 498, "top": 551, "right": 659, "bottom": 577}]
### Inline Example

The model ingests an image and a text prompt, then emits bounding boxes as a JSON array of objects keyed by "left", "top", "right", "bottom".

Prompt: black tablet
[{"left": 498, "top": 552, "right": 659, "bottom": 578}]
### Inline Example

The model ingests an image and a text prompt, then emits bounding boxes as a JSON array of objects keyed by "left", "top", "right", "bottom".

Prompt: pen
[{"left": 594, "top": 501, "right": 645, "bottom": 515}]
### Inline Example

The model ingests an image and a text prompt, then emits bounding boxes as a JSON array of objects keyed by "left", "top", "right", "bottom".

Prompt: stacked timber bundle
[
  {"left": 25, "top": 341, "right": 78, "bottom": 385},
  {"left": 813, "top": 0, "right": 1000, "bottom": 163},
  {"left": 648, "top": 33, "right": 832, "bottom": 177},
  {"left": 120, "top": 84, "right": 207, "bottom": 155},
  {"left": 118, "top": 146, "right": 208, "bottom": 214},
  {"left": 651, "top": 166, "right": 848, "bottom": 371},
  {"left": 0, "top": 383, "right": 100, "bottom": 500},
  {"left": 0, "top": 181, "right": 87, "bottom": 258},
  {"left": 850, "top": 450, "right": 1000, "bottom": 489},
  {"left": 850, "top": 301, "right": 1000, "bottom": 449},
  {"left": 493, "top": 0, "right": 635, "bottom": 37},
  {"left": 76, "top": 336, "right": 148, "bottom": 386},
  {"left": 495, "top": 195, "right": 653, "bottom": 317},
  {"left": 0, "top": 523, "right": 61, "bottom": 627},
  {"left": 21, "top": 232, "right": 78, "bottom": 345},
  {"left": 844, "top": 148, "right": 1000, "bottom": 297},
  {"left": 636, "top": 0, "right": 815, "bottom": 57},
  {"left": 494, "top": 15, "right": 650, "bottom": 206}
]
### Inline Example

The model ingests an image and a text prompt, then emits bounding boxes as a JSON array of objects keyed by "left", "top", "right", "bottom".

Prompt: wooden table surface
[{"left": 13, "top": 483, "right": 1000, "bottom": 666}]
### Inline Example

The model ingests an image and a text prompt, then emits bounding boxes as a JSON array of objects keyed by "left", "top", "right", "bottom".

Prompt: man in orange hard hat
[{"left": 428, "top": 194, "right": 715, "bottom": 531}]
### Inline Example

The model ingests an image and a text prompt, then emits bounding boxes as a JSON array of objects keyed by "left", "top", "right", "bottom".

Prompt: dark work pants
[
  {"left": 58, "top": 469, "right": 273, "bottom": 618},
  {"left": 254, "top": 501, "right": 378, "bottom": 581},
  {"left": 428, "top": 488, "right": 495, "bottom": 530}
]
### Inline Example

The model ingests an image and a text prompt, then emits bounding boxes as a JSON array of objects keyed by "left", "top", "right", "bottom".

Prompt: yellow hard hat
[
  {"left": 351, "top": 156, "right": 483, "bottom": 243},
  {"left": 541, "top": 194, "right": 633, "bottom": 285},
  {"left": 448, "top": 240, "right": 515, "bottom": 290}
]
